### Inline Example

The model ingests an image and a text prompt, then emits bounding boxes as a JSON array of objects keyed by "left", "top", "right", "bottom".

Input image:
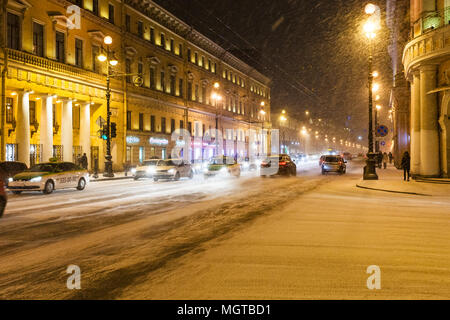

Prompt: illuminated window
[
  {"left": 75, "top": 38, "right": 83, "bottom": 68},
  {"left": 108, "top": 4, "right": 115, "bottom": 24},
  {"left": 137, "top": 21, "right": 143, "bottom": 38},
  {"left": 150, "top": 27, "right": 155, "bottom": 44},
  {"left": 125, "top": 15, "right": 131, "bottom": 32},
  {"left": 7, "top": 13, "right": 20, "bottom": 50},
  {"left": 6, "top": 98, "right": 14, "bottom": 123},
  {"left": 33, "top": 22, "right": 44, "bottom": 57}
]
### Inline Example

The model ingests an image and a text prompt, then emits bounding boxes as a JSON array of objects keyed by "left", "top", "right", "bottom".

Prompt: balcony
[
  {"left": 403, "top": 17, "right": 450, "bottom": 77},
  {"left": 5, "top": 48, "right": 105, "bottom": 82},
  {"left": 412, "top": 7, "right": 450, "bottom": 38}
]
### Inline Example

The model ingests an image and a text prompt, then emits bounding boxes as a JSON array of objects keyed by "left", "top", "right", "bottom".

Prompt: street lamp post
[
  {"left": 279, "top": 110, "right": 287, "bottom": 154},
  {"left": 98, "top": 36, "right": 142, "bottom": 177},
  {"left": 363, "top": 4, "right": 379, "bottom": 180},
  {"left": 375, "top": 105, "right": 381, "bottom": 153},
  {"left": 98, "top": 36, "right": 117, "bottom": 178},
  {"left": 211, "top": 82, "right": 221, "bottom": 156}
]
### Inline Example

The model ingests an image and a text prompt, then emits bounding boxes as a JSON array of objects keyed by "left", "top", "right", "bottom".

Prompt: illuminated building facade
[
  {"left": 0, "top": 0, "right": 271, "bottom": 170},
  {"left": 403, "top": 0, "right": 450, "bottom": 177}
]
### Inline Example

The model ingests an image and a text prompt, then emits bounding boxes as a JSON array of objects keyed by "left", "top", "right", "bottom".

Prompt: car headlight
[
  {"left": 146, "top": 167, "right": 156, "bottom": 174},
  {"left": 220, "top": 167, "right": 228, "bottom": 174},
  {"left": 203, "top": 168, "right": 209, "bottom": 173},
  {"left": 131, "top": 168, "right": 137, "bottom": 174},
  {"left": 243, "top": 163, "right": 249, "bottom": 169},
  {"left": 30, "top": 176, "right": 42, "bottom": 183},
  {"left": 8, "top": 178, "right": 13, "bottom": 183},
  {"left": 168, "top": 169, "right": 176, "bottom": 174}
]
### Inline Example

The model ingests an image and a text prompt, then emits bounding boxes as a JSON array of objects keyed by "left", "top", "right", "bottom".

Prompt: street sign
[
  {"left": 96, "top": 116, "right": 105, "bottom": 128},
  {"left": 376, "top": 125, "right": 388, "bottom": 137}
]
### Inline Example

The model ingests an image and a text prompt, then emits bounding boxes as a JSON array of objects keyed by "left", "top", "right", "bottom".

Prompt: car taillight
[{"left": 279, "top": 161, "right": 287, "bottom": 166}]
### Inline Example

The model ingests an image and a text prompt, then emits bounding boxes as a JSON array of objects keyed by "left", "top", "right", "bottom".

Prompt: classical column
[
  {"left": 419, "top": 65, "right": 440, "bottom": 177},
  {"left": 80, "top": 103, "right": 91, "bottom": 169},
  {"left": 410, "top": 71, "right": 421, "bottom": 175},
  {"left": 40, "top": 95, "right": 54, "bottom": 162},
  {"left": 16, "top": 91, "right": 31, "bottom": 167},
  {"left": 61, "top": 99, "right": 73, "bottom": 162}
]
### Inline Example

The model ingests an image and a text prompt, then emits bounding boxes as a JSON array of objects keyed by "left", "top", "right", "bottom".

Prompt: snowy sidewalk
[{"left": 356, "top": 165, "right": 450, "bottom": 197}]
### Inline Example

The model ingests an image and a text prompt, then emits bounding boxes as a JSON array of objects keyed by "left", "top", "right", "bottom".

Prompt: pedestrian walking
[
  {"left": 382, "top": 152, "right": 388, "bottom": 169},
  {"left": 80, "top": 153, "right": 88, "bottom": 170},
  {"left": 401, "top": 151, "right": 411, "bottom": 181},
  {"left": 377, "top": 151, "right": 383, "bottom": 169},
  {"left": 388, "top": 152, "right": 393, "bottom": 164}
]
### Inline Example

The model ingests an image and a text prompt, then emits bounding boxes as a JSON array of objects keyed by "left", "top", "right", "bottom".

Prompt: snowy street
[{"left": 0, "top": 160, "right": 449, "bottom": 299}]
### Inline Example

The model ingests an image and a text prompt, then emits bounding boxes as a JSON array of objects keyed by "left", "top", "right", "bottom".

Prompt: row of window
[
  {"left": 126, "top": 112, "right": 248, "bottom": 141},
  {"left": 222, "top": 69, "right": 246, "bottom": 88},
  {"left": 127, "top": 112, "right": 196, "bottom": 135}
]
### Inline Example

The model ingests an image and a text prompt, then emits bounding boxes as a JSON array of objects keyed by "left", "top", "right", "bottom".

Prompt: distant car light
[
  {"left": 168, "top": 169, "right": 176, "bottom": 174},
  {"left": 8, "top": 178, "right": 13, "bottom": 183},
  {"left": 131, "top": 168, "right": 137, "bottom": 174},
  {"left": 220, "top": 167, "right": 228, "bottom": 174}
]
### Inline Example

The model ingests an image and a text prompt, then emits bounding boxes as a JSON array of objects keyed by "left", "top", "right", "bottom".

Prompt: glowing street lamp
[
  {"left": 363, "top": 3, "right": 380, "bottom": 180},
  {"left": 372, "top": 83, "right": 380, "bottom": 93},
  {"left": 97, "top": 35, "right": 119, "bottom": 177},
  {"left": 365, "top": 3, "right": 376, "bottom": 15}
]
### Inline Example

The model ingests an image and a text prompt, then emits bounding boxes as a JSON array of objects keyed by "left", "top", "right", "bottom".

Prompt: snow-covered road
[{"left": 0, "top": 160, "right": 449, "bottom": 299}]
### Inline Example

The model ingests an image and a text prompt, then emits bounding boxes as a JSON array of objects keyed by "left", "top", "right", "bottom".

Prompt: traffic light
[
  {"left": 110, "top": 122, "right": 117, "bottom": 138},
  {"left": 101, "top": 125, "right": 108, "bottom": 140}
]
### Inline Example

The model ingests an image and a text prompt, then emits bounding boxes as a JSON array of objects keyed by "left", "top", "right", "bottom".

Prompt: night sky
[{"left": 154, "top": 0, "right": 392, "bottom": 142}]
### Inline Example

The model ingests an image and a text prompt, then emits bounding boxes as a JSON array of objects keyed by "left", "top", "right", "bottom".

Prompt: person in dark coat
[
  {"left": 401, "top": 151, "right": 411, "bottom": 181},
  {"left": 388, "top": 152, "right": 393, "bottom": 164},
  {"left": 377, "top": 151, "right": 383, "bottom": 168},
  {"left": 80, "top": 153, "right": 88, "bottom": 170}
]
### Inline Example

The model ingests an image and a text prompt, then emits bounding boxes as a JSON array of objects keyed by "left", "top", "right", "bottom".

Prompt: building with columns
[
  {"left": 0, "top": 0, "right": 271, "bottom": 171},
  {"left": 388, "top": 0, "right": 411, "bottom": 168},
  {"left": 403, "top": 0, "right": 450, "bottom": 177}
]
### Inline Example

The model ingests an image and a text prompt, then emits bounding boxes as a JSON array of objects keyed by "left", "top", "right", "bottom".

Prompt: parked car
[
  {"left": 204, "top": 156, "right": 241, "bottom": 178},
  {"left": 0, "top": 169, "right": 7, "bottom": 218},
  {"left": 132, "top": 159, "right": 161, "bottom": 180},
  {"left": 7, "top": 162, "right": 89, "bottom": 194},
  {"left": 260, "top": 154, "right": 297, "bottom": 177},
  {"left": 153, "top": 159, "right": 194, "bottom": 181},
  {"left": 0, "top": 161, "right": 27, "bottom": 187},
  {"left": 321, "top": 155, "right": 347, "bottom": 175}
]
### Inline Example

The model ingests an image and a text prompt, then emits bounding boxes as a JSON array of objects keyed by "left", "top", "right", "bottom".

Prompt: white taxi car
[{"left": 8, "top": 162, "right": 89, "bottom": 195}]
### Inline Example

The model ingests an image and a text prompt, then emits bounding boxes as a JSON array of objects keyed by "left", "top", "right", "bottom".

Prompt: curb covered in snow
[
  {"left": 90, "top": 176, "right": 133, "bottom": 182},
  {"left": 355, "top": 184, "right": 432, "bottom": 196}
]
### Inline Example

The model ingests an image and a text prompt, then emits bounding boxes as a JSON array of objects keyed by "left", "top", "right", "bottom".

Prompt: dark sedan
[
  {"left": 0, "top": 161, "right": 28, "bottom": 186},
  {"left": 260, "top": 154, "right": 297, "bottom": 177}
]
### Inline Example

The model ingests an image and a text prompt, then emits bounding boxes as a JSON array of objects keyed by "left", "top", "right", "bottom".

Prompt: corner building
[
  {"left": 403, "top": 0, "right": 450, "bottom": 177},
  {"left": 0, "top": 0, "right": 271, "bottom": 171}
]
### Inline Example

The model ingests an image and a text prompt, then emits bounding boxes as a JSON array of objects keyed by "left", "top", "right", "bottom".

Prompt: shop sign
[
  {"left": 150, "top": 137, "right": 169, "bottom": 146},
  {"left": 126, "top": 136, "right": 140, "bottom": 144}
]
